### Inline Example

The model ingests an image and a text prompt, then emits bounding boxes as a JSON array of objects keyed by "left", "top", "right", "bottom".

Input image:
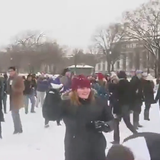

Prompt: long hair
[{"left": 69, "top": 90, "right": 95, "bottom": 106}]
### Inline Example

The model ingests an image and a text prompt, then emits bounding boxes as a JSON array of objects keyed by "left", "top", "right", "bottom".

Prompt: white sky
[{"left": 0, "top": 0, "right": 149, "bottom": 49}]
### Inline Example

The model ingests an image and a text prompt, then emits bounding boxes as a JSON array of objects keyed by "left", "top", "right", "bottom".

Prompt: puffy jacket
[{"left": 37, "top": 79, "right": 50, "bottom": 92}]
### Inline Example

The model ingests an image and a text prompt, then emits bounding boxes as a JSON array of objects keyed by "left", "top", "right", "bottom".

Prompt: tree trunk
[
  {"left": 155, "top": 62, "right": 158, "bottom": 78},
  {"left": 107, "top": 61, "right": 111, "bottom": 74}
]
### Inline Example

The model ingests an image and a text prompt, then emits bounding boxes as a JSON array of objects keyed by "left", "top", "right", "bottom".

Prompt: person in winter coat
[
  {"left": 92, "top": 73, "right": 108, "bottom": 104},
  {"left": 43, "top": 75, "right": 114, "bottom": 160},
  {"left": 142, "top": 73, "right": 155, "bottom": 121},
  {"left": 7, "top": 66, "right": 25, "bottom": 134},
  {"left": 59, "top": 68, "right": 72, "bottom": 92},
  {"left": 112, "top": 71, "right": 137, "bottom": 144},
  {"left": 0, "top": 78, "right": 4, "bottom": 138},
  {"left": 108, "top": 74, "right": 119, "bottom": 112},
  {"left": 130, "top": 70, "right": 143, "bottom": 129},
  {"left": 36, "top": 75, "right": 50, "bottom": 108},
  {"left": 44, "top": 77, "right": 63, "bottom": 127},
  {"left": 2, "top": 73, "right": 7, "bottom": 114},
  {"left": 23, "top": 75, "right": 36, "bottom": 114}
]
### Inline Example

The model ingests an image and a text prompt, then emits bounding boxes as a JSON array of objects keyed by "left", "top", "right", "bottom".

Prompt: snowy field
[{"left": 0, "top": 99, "right": 160, "bottom": 160}]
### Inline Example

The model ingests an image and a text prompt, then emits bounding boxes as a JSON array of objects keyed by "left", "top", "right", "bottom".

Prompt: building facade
[{"left": 95, "top": 40, "right": 155, "bottom": 74}]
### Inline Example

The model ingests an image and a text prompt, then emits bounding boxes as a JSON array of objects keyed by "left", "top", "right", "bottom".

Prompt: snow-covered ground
[{"left": 0, "top": 100, "right": 160, "bottom": 160}]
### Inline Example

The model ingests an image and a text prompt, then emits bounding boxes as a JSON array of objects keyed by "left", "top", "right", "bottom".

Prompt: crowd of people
[{"left": 0, "top": 66, "right": 160, "bottom": 160}]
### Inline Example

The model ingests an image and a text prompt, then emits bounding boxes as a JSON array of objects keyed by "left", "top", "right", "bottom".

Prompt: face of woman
[{"left": 77, "top": 88, "right": 91, "bottom": 99}]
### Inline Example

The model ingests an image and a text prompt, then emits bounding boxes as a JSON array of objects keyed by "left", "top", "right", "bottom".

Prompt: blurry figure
[
  {"left": 36, "top": 75, "right": 50, "bottom": 108},
  {"left": 23, "top": 75, "right": 36, "bottom": 114},
  {"left": 142, "top": 73, "right": 155, "bottom": 121},
  {"left": 93, "top": 73, "right": 108, "bottom": 103},
  {"left": 7, "top": 66, "right": 24, "bottom": 134},
  {"left": 0, "top": 76, "right": 4, "bottom": 138},
  {"left": 2, "top": 73, "right": 8, "bottom": 114},
  {"left": 59, "top": 68, "right": 72, "bottom": 92},
  {"left": 130, "top": 70, "right": 143, "bottom": 129},
  {"left": 112, "top": 71, "right": 137, "bottom": 144}
]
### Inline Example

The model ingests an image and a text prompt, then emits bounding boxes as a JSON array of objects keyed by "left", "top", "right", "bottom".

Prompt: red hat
[
  {"left": 97, "top": 73, "right": 105, "bottom": 80},
  {"left": 71, "top": 75, "right": 91, "bottom": 91}
]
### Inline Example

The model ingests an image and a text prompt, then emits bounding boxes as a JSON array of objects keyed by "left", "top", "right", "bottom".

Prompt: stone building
[{"left": 95, "top": 40, "right": 155, "bottom": 74}]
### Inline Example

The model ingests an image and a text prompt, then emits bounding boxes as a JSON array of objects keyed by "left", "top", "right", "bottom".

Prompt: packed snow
[{"left": 0, "top": 98, "right": 160, "bottom": 160}]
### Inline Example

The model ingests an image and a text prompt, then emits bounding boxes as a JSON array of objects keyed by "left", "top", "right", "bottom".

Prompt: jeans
[
  {"left": 11, "top": 108, "right": 22, "bottom": 132},
  {"left": 36, "top": 91, "right": 46, "bottom": 107},
  {"left": 2, "top": 94, "right": 7, "bottom": 113},
  {"left": 113, "top": 105, "right": 137, "bottom": 143},
  {"left": 24, "top": 94, "right": 35, "bottom": 113}
]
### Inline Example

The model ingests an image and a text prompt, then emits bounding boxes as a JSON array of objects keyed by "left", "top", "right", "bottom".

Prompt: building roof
[{"left": 68, "top": 65, "right": 94, "bottom": 69}]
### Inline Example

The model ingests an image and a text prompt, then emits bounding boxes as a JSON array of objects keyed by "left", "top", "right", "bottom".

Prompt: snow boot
[{"left": 45, "top": 124, "right": 49, "bottom": 128}]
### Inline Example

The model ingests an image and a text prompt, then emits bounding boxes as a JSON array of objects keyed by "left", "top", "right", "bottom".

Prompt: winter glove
[{"left": 86, "top": 121, "right": 111, "bottom": 133}]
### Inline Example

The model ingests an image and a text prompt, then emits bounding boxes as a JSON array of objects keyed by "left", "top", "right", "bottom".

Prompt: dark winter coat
[
  {"left": 142, "top": 79, "right": 154, "bottom": 104},
  {"left": 43, "top": 90, "right": 114, "bottom": 160},
  {"left": 23, "top": 80, "right": 33, "bottom": 95},
  {"left": 115, "top": 79, "right": 132, "bottom": 115},
  {"left": 130, "top": 76, "right": 143, "bottom": 104}
]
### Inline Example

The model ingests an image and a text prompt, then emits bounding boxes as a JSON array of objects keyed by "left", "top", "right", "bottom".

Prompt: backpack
[{"left": 42, "top": 88, "right": 62, "bottom": 121}]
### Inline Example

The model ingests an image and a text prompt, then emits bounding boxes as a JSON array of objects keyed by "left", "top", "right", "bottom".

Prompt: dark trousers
[
  {"left": 144, "top": 103, "right": 151, "bottom": 112},
  {"left": 45, "top": 119, "right": 61, "bottom": 126},
  {"left": 113, "top": 106, "right": 137, "bottom": 143},
  {"left": 45, "top": 119, "right": 49, "bottom": 125},
  {"left": 144, "top": 102, "right": 151, "bottom": 120},
  {"left": 133, "top": 102, "right": 142, "bottom": 126},
  {"left": 2, "top": 94, "right": 7, "bottom": 113}
]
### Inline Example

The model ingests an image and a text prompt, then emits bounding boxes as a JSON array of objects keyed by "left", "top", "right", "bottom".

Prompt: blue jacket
[
  {"left": 92, "top": 83, "right": 108, "bottom": 99},
  {"left": 37, "top": 79, "right": 50, "bottom": 92}
]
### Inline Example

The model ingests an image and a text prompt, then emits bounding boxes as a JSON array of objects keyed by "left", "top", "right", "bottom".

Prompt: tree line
[{"left": 0, "top": 0, "right": 160, "bottom": 76}]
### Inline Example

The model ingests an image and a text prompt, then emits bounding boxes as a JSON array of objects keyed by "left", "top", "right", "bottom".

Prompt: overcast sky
[{"left": 0, "top": 0, "right": 149, "bottom": 49}]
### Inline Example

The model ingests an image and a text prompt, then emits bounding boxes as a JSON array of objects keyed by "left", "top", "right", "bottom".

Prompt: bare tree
[
  {"left": 94, "top": 23, "right": 126, "bottom": 73},
  {"left": 123, "top": 0, "right": 160, "bottom": 76}
]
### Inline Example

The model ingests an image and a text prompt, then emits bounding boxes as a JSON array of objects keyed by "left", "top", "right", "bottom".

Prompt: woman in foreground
[{"left": 43, "top": 75, "right": 114, "bottom": 160}]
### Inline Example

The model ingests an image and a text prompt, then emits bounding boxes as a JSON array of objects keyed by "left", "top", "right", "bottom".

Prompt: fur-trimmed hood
[{"left": 61, "top": 89, "right": 97, "bottom": 100}]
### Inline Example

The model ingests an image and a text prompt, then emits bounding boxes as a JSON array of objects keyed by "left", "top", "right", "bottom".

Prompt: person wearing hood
[
  {"left": 43, "top": 75, "right": 114, "bottom": 160},
  {"left": 142, "top": 73, "right": 155, "bottom": 121},
  {"left": 130, "top": 70, "right": 144, "bottom": 129},
  {"left": 112, "top": 71, "right": 137, "bottom": 144}
]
